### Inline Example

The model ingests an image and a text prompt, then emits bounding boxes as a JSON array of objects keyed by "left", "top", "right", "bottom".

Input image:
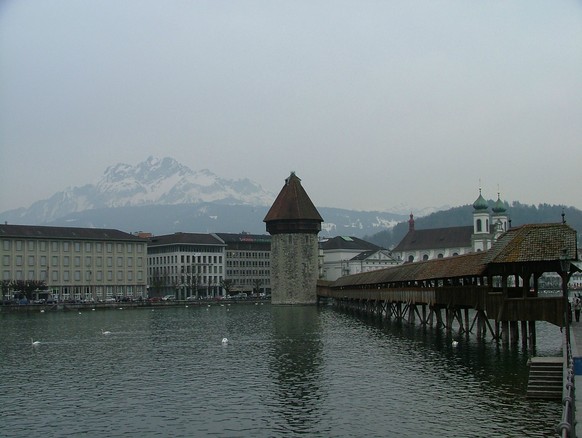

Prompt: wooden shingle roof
[
  {"left": 332, "top": 251, "right": 488, "bottom": 287},
  {"left": 484, "top": 223, "right": 578, "bottom": 264},
  {"left": 331, "top": 223, "right": 579, "bottom": 288},
  {"left": 263, "top": 172, "right": 323, "bottom": 223}
]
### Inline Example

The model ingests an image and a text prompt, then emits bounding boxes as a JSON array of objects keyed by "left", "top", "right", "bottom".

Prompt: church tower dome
[
  {"left": 492, "top": 193, "right": 507, "bottom": 214},
  {"left": 473, "top": 189, "right": 489, "bottom": 211},
  {"left": 491, "top": 192, "right": 509, "bottom": 237}
]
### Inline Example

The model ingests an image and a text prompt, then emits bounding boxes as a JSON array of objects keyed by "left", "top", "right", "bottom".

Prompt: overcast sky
[{"left": 1, "top": 1, "right": 581, "bottom": 214}]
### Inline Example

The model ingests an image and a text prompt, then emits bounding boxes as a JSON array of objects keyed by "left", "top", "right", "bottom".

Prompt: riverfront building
[
  {"left": 393, "top": 190, "right": 509, "bottom": 262},
  {"left": 264, "top": 172, "right": 323, "bottom": 305},
  {"left": 215, "top": 232, "right": 271, "bottom": 295},
  {"left": 0, "top": 224, "right": 148, "bottom": 301},
  {"left": 147, "top": 232, "right": 226, "bottom": 299},
  {"left": 320, "top": 236, "right": 400, "bottom": 281}
]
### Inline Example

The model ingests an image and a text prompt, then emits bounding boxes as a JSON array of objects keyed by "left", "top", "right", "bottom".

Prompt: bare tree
[
  {"left": 252, "top": 278, "right": 263, "bottom": 296},
  {"left": 220, "top": 279, "right": 234, "bottom": 297}
]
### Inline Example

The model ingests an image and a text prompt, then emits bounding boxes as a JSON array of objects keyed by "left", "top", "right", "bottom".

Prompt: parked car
[{"left": 162, "top": 295, "right": 175, "bottom": 301}]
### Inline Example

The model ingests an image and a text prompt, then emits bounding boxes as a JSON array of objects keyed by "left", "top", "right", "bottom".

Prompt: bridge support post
[
  {"left": 521, "top": 321, "right": 528, "bottom": 349},
  {"left": 528, "top": 321, "right": 536, "bottom": 350},
  {"left": 510, "top": 321, "right": 519, "bottom": 345},
  {"left": 476, "top": 311, "right": 484, "bottom": 340},
  {"left": 408, "top": 303, "right": 416, "bottom": 324},
  {"left": 445, "top": 308, "right": 452, "bottom": 332},
  {"left": 502, "top": 321, "right": 509, "bottom": 345}
]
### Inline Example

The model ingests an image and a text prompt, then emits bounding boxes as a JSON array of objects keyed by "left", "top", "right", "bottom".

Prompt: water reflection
[{"left": 268, "top": 306, "right": 326, "bottom": 435}]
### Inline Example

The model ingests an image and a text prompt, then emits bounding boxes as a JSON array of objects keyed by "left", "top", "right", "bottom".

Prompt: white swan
[
  {"left": 101, "top": 329, "right": 112, "bottom": 335},
  {"left": 222, "top": 337, "right": 228, "bottom": 345},
  {"left": 452, "top": 340, "right": 459, "bottom": 347},
  {"left": 31, "top": 338, "right": 41, "bottom": 346}
]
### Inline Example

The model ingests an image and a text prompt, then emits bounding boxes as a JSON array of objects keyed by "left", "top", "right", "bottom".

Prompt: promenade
[{"left": 572, "top": 320, "right": 582, "bottom": 436}]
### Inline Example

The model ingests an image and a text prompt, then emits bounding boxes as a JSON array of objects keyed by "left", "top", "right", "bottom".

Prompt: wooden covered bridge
[{"left": 317, "top": 223, "right": 581, "bottom": 349}]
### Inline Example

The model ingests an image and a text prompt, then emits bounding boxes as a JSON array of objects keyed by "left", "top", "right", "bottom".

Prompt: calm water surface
[{"left": 0, "top": 303, "right": 562, "bottom": 437}]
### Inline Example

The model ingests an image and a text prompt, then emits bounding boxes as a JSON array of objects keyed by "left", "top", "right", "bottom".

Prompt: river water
[{"left": 0, "top": 303, "right": 562, "bottom": 437}]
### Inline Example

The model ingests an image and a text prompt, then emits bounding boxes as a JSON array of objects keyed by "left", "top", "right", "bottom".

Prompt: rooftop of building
[
  {"left": 263, "top": 172, "right": 323, "bottom": 224},
  {"left": 392, "top": 225, "right": 474, "bottom": 252},
  {"left": 320, "top": 235, "right": 383, "bottom": 251},
  {"left": 0, "top": 224, "right": 144, "bottom": 241},
  {"left": 147, "top": 232, "right": 225, "bottom": 246}
]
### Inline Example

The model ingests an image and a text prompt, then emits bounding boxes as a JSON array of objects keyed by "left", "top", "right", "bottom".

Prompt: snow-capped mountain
[
  {"left": 0, "top": 156, "right": 412, "bottom": 241},
  {"left": 1, "top": 156, "right": 275, "bottom": 224}
]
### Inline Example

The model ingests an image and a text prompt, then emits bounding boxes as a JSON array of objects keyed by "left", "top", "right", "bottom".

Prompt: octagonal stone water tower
[{"left": 264, "top": 172, "right": 323, "bottom": 305}]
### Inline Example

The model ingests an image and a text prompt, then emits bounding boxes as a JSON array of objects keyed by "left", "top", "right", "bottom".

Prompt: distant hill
[
  {"left": 364, "top": 202, "right": 582, "bottom": 249},
  {"left": 18, "top": 203, "right": 407, "bottom": 238}
]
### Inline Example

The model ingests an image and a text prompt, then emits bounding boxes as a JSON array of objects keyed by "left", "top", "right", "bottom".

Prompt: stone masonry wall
[{"left": 270, "top": 233, "right": 319, "bottom": 305}]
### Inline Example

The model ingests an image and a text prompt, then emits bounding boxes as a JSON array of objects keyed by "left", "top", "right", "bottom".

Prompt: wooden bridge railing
[{"left": 317, "top": 284, "right": 564, "bottom": 327}]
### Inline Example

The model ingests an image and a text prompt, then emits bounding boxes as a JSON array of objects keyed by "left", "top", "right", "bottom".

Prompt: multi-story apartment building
[
  {"left": 147, "top": 232, "right": 226, "bottom": 299},
  {"left": 216, "top": 232, "right": 271, "bottom": 295},
  {"left": 0, "top": 224, "right": 148, "bottom": 301}
]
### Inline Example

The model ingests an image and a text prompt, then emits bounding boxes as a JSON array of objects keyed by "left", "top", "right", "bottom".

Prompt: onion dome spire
[
  {"left": 492, "top": 192, "right": 506, "bottom": 214},
  {"left": 473, "top": 188, "right": 488, "bottom": 211}
]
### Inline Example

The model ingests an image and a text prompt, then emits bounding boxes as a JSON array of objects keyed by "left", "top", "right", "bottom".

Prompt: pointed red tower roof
[{"left": 264, "top": 172, "right": 323, "bottom": 234}]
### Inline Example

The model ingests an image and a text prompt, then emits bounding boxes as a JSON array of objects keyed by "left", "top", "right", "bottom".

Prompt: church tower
[
  {"left": 491, "top": 192, "right": 509, "bottom": 239},
  {"left": 472, "top": 188, "right": 490, "bottom": 252},
  {"left": 264, "top": 172, "right": 323, "bottom": 305}
]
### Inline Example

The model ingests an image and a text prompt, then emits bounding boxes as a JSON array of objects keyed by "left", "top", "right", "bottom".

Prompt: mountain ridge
[
  {"left": 1, "top": 156, "right": 580, "bottom": 244},
  {"left": 0, "top": 156, "right": 408, "bottom": 237},
  {"left": 1, "top": 156, "right": 275, "bottom": 224}
]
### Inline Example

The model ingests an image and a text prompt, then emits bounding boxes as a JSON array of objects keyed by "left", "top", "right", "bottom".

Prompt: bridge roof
[
  {"left": 483, "top": 223, "right": 577, "bottom": 264},
  {"left": 332, "top": 251, "right": 488, "bottom": 286},
  {"left": 331, "top": 223, "right": 579, "bottom": 288}
]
